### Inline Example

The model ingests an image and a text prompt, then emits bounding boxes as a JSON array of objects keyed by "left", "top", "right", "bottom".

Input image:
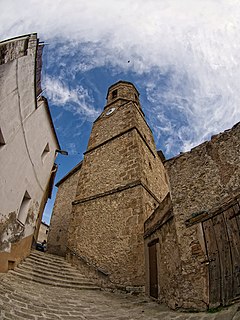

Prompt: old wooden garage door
[{"left": 203, "top": 200, "right": 240, "bottom": 307}]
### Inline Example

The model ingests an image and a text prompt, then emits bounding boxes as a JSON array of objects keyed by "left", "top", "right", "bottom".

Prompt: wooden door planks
[
  {"left": 212, "top": 213, "right": 233, "bottom": 305},
  {"left": 203, "top": 199, "right": 240, "bottom": 307},
  {"left": 203, "top": 219, "right": 221, "bottom": 307}
]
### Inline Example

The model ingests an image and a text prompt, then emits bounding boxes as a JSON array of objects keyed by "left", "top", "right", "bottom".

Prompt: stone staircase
[{"left": 9, "top": 250, "right": 100, "bottom": 290}]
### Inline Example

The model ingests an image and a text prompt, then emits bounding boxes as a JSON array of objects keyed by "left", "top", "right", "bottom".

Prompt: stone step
[
  {"left": 15, "top": 265, "right": 92, "bottom": 282},
  {"left": 29, "top": 251, "right": 83, "bottom": 273},
  {"left": 22, "top": 258, "right": 75, "bottom": 272},
  {"left": 9, "top": 249, "right": 100, "bottom": 291},
  {"left": 9, "top": 270, "right": 100, "bottom": 290},
  {"left": 26, "top": 253, "right": 69, "bottom": 267},
  {"left": 10, "top": 269, "right": 96, "bottom": 286},
  {"left": 18, "top": 260, "right": 84, "bottom": 274},
  {"left": 30, "top": 250, "right": 67, "bottom": 263},
  {"left": 25, "top": 258, "right": 69, "bottom": 270}
]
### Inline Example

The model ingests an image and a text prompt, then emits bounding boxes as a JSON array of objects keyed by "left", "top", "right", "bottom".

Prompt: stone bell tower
[{"left": 68, "top": 81, "right": 169, "bottom": 288}]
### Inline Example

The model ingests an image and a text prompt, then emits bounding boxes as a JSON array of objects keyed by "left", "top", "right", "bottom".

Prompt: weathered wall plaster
[{"left": 0, "top": 34, "right": 59, "bottom": 272}]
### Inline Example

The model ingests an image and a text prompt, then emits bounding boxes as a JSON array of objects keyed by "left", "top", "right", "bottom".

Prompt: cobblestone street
[{"left": 0, "top": 273, "right": 239, "bottom": 320}]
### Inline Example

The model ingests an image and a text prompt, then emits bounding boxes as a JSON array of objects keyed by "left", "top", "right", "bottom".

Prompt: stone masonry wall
[
  {"left": 76, "top": 101, "right": 169, "bottom": 202},
  {"left": 164, "top": 122, "right": 240, "bottom": 310},
  {"left": 69, "top": 185, "right": 145, "bottom": 286},
  {"left": 87, "top": 101, "right": 139, "bottom": 151},
  {"left": 47, "top": 168, "right": 81, "bottom": 256},
  {"left": 144, "top": 217, "right": 182, "bottom": 309},
  {"left": 138, "top": 136, "right": 169, "bottom": 202},
  {"left": 76, "top": 128, "right": 169, "bottom": 203},
  {"left": 106, "top": 81, "right": 139, "bottom": 106},
  {"left": 75, "top": 129, "right": 142, "bottom": 200},
  {"left": 144, "top": 193, "right": 182, "bottom": 309},
  {"left": 70, "top": 128, "right": 168, "bottom": 287},
  {"left": 69, "top": 81, "right": 169, "bottom": 288},
  {"left": 87, "top": 100, "right": 156, "bottom": 155}
]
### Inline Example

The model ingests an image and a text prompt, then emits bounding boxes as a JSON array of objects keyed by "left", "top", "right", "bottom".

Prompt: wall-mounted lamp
[{"left": 56, "top": 149, "right": 68, "bottom": 156}]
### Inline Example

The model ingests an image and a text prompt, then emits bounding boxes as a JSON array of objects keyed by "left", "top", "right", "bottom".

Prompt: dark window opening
[
  {"left": 18, "top": 191, "right": 31, "bottom": 225},
  {"left": 41, "top": 143, "right": 50, "bottom": 162},
  {"left": 112, "top": 89, "right": 118, "bottom": 99},
  {"left": 0, "top": 128, "right": 5, "bottom": 146},
  {"left": 8, "top": 260, "right": 15, "bottom": 270}
]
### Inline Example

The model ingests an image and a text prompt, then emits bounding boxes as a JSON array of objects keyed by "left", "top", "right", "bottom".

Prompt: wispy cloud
[
  {"left": 44, "top": 77, "right": 100, "bottom": 120},
  {"left": 1, "top": 0, "right": 240, "bottom": 155},
  {"left": 66, "top": 142, "right": 78, "bottom": 156}
]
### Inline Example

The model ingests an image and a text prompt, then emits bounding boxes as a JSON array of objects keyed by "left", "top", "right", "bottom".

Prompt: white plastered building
[{"left": 0, "top": 33, "right": 60, "bottom": 272}]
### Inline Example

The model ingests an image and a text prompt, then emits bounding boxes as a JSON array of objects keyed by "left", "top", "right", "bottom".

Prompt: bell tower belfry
[{"left": 68, "top": 81, "right": 169, "bottom": 288}]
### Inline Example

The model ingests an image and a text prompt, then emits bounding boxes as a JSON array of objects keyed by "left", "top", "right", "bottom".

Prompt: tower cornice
[{"left": 106, "top": 80, "right": 140, "bottom": 98}]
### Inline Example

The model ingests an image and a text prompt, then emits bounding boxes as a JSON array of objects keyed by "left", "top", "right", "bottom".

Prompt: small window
[
  {"left": 112, "top": 89, "right": 118, "bottom": 99},
  {"left": 8, "top": 260, "right": 15, "bottom": 270},
  {"left": 0, "top": 128, "right": 5, "bottom": 147},
  {"left": 18, "top": 191, "right": 31, "bottom": 225},
  {"left": 41, "top": 143, "right": 50, "bottom": 162}
]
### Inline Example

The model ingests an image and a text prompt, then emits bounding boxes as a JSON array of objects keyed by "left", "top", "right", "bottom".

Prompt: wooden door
[
  {"left": 203, "top": 201, "right": 240, "bottom": 307},
  {"left": 202, "top": 218, "right": 221, "bottom": 307},
  {"left": 224, "top": 203, "right": 240, "bottom": 298},
  {"left": 149, "top": 241, "right": 158, "bottom": 299}
]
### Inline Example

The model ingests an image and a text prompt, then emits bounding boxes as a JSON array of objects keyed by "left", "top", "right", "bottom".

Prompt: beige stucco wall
[
  {"left": 0, "top": 34, "right": 59, "bottom": 272},
  {"left": 37, "top": 222, "right": 49, "bottom": 244}
]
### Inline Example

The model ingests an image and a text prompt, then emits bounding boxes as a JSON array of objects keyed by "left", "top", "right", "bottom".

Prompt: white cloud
[
  {"left": 66, "top": 142, "right": 78, "bottom": 156},
  {"left": 44, "top": 77, "right": 100, "bottom": 120},
  {"left": 1, "top": 0, "right": 240, "bottom": 154}
]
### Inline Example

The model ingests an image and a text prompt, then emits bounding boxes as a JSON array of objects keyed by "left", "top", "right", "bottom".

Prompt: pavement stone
[
  {"left": 0, "top": 273, "right": 239, "bottom": 320},
  {"left": 233, "top": 311, "right": 240, "bottom": 320}
]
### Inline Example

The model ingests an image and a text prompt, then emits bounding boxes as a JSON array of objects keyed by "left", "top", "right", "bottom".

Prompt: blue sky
[{"left": 1, "top": 0, "right": 240, "bottom": 224}]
